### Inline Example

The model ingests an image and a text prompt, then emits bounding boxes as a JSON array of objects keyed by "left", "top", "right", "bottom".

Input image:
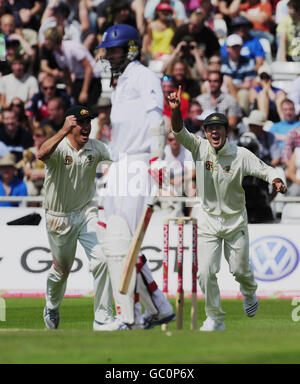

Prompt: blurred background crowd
[{"left": 0, "top": 0, "right": 300, "bottom": 224}]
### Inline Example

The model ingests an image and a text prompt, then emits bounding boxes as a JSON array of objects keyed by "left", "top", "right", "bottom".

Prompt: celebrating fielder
[
  {"left": 96, "top": 24, "right": 175, "bottom": 330},
  {"left": 38, "top": 105, "right": 115, "bottom": 330},
  {"left": 168, "top": 87, "right": 287, "bottom": 331}
]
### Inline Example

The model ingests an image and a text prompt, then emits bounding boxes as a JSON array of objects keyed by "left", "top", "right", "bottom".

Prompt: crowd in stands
[{"left": 0, "top": 0, "right": 300, "bottom": 223}]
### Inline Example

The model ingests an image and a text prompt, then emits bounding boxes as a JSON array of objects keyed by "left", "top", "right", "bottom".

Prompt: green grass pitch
[{"left": 0, "top": 297, "right": 300, "bottom": 364}]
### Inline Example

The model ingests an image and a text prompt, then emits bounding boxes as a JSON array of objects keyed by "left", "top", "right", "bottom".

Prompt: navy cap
[
  {"left": 65, "top": 105, "right": 92, "bottom": 122},
  {"left": 203, "top": 112, "right": 229, "bottom": 129}
]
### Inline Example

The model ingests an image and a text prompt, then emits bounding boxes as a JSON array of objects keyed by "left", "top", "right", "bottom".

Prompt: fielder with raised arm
[
  {"left": 38, "top": 105, "right": 115, "bottom": 330},
  {"left": 96, "top": 24, "right": 175, "bottom": 330},
  {"left": 168, "top": 87, "right": 287, "bottom": 331}
]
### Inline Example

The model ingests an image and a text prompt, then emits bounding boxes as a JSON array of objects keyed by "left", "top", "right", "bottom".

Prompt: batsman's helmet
[{"left": 97, "top": 24, "right": 141, "bottom": 51}]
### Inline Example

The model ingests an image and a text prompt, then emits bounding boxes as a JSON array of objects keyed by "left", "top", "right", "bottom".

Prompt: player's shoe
[
  {"left": 243, "top": 295, "right": 258, "bottom": 317},
  {"left": 93, "top": 319, "right": 143, "bottom": 331},
  {"left": 200, "top": 317, "right": 225, "bottom": 332},
  {"left": 43, "top": 306, "right": 60, "bottom": 329},
  {"left": 143, "top": 311, "right": 176, "bottom": 330}
]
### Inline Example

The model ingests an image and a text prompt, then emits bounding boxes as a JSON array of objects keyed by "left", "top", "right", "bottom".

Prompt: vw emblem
[{"left": 249, "top": 236, "right": 299, "bottom": 282}]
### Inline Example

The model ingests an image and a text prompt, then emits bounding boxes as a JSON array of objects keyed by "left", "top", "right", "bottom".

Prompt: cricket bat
[{"left": 119, "top": 184, "right": 158, "bottom": 295}]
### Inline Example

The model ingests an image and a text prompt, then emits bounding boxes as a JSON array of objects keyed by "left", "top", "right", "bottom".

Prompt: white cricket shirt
[
  {"left": 43, "top": 137, "right": 112, "bottom": 213},
  {"left": 174, "top": 127, "right": 280, "bottom": 216}
]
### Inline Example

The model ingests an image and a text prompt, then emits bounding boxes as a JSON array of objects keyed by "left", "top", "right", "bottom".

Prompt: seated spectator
[
  {"left": 161, "top": 75, "right": 189, "bottom": 120},
  {"left": 238, "top": 131, "right": 275, "bottom": 223},
  {"left": 285, "top": 146, "right": 300, "bottom": 196},
  {"left": 90, "top": 97, "right": 112, "bottom": 144},
  {"left": 197, "top": 0, "right": 217, "bottom": 31},
  {"left": 143, "top": 2, "right": 176, "bottom": 60},
  {"left": 43, "top": 27, "right": 101, "bottom": 110},
  {"left": 165, "top": 58, "right": 201, "bottom": 100},
  {"left": 20, "top": 124, "right": 55, "bottom": 196},
  {"left": 281, "top": 125, "right": 300, "bottom": 166},
  {"left": 196, "top": 70, "right": 242, "bottom": 137},
  {"left": 245, "top": 109, "right": 281, "bottom": 166},
  {"left": 221, "top": 34, "right": 256, "bottom": 115},
  {"left": 0, "top": 153, "right": 28, "bottom": 207},
  {"left": 39, "top": 96, "right": 67, "bottom": 132},
  {"left": 183, "top": 100, "right": 204, "bottom": 134},
  {"left": 249, "top": 64, "right": 286, "bottom": 123},
  {"left": 277, "top": 0, "right": 300, "bottom": 62},
  {"left": 0, "top": 107, "right": 33, "bottom": 162},
  {"left": 288, "top": 76, "right": 300, "bottom": 115},
  {"left": 145, "top": 0, "right": 187, "bottom": 27},
  {"left": 10, "top": 97, "right": 32, "bottom": 132},
  {"left": 221, "top": 15, "right": 266, "bottom": 72},
  {"left": 201, "top": 54, "right": 228, "bottom": 92},
  {"left": 269, "top": 99, "right": 300, "bottom": 152},
  {"left": 170, "top": 10, "right": 220, "bottom": 63},
  {"left": 10, "top": 0, "right": 43, "bottom": 32},
  {"left": 0, "top": 53, "right": 39, "bottom": 109},
  {"left": 239, "top": 0, "right": 274, "bottom": 45},
  {"left": 26, "top": 74, "right": 72, "bottom": 127},
  {"left": 0, "top": 13, "right": 37, "bottom": 70}
]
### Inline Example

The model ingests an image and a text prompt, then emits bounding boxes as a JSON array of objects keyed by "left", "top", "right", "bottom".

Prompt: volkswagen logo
[{"left": 249, "top": 236, "right": 299, "bottom": 282}]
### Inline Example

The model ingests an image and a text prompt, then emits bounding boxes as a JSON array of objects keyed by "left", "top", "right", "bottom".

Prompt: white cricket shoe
[
  {"left": 43, "top": 306, "right": 60, "bottom": 329},
  {"left": 93, "top": 319, "right": 144, "bottom": 331},
  {"left": 243, "top": 295, "right": 258, "bottom": 317},
  {"left": 200, "top": 317, "right": 225, "bottom": 332}
]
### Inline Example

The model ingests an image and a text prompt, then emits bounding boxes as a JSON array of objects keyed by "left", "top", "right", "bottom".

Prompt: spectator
[
  {"left": 217, "top": 0, "right": 242, "bottom": 19},
  {"left": 9, "top": 0, "right": 44, "bottom": 31},
  {"left": 285, "top": 146, "right": 300, "bottom": 196},
  {"left": 10, "top": 97, "right": 32, "bottom": 132},
  {"left": 165, "top": 58, "right": 201, "bottom": 100},
  {"left": 282, "top": 125, "right": 300, "bottom": 166},
  {"left": 277, "top": 0, "right": 300, "bottom": 62},
  {"left": 145, "top": 0, "right": 187, "bottom": 27},
  {"left": 221, "top": 34, "right": 256, "bottom": 114},
  {"left": 197, "top": 0, "right": 216, "bottom": 31},
  {"left": 170, "top": 10, "right": 220, "bottom": 62},
  {"left": 0, "top": 107, "right": 33, "bottom": 162},
  {"left": 221, "top": 15, "right": 266, "bottom": 72},
  {"left": 249, "top": 64, "right": 286, "bottom": 123},
  {"left": 143, "top": 2, "right": 176, "bottom": 60},
  {"left": 26, "top": 74, "right": 72, "bottom": 126},
  {"left": 0, "top": 153, "right": 28, "bottom": 207},
  {"left": 161, "top": 75, "right": 189, "bottom": 120},
  {"left": 39, "top": 96, "right": 67, "bottom": 132},
  {"left": 288, "top": 76, "right": 300, "bottom": 115},
  {"left": 20, "top": 124, "right": 55, "bottom": 196},
  {"left": 196, "top": 70, "right": 242, "bottom": 136},
  {"left": 245, "top": 109, "right": 281, "bottom": 167},
  {"left": 43, "top": 27, "right": 101, "bottom": 110},
  {"left": 238, "top": 131, "right": 275, "bottom": 223},
  {"left": 239, "top": 0, "right": 274, "bottom": 45},
  {"left": 0, "top": 13, "right": 37, "bottom": 68},
  {"left": 183, "top": 100, "right": 204, "bottom": 134},
  {"left": 90, "top": 97, "right": 112, "bottom": 145},
  {"left": 0, "top": 53, "right": 39, "bottom": 109},
  {"left": 269, "top": 99, "right": 300, "bottom": 152}
]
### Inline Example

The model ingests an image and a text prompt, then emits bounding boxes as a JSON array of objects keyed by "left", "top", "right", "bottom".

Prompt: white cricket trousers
[
  {"left": 45, "top": 201, "right": 114, "bottom": 324},
  {"left": 197, "top": 206, "right": 257, "bottom": 322}
]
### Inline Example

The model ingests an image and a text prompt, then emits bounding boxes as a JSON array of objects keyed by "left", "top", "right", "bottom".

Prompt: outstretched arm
[{"left": 168, "top": 85, "right": 183, "bottom": 133}]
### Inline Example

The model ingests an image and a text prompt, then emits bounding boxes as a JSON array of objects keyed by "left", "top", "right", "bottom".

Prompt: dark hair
[
  {"left": 288, "top": 0, "right": 300, "bottom": 12},
  {"left": 208, "top": 70, "right": 223, "bottom": 83}
]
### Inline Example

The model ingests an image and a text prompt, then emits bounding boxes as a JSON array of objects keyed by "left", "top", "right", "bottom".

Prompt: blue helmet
[{"left": 97, "top": 24, "right": 142, "bottom": 49}]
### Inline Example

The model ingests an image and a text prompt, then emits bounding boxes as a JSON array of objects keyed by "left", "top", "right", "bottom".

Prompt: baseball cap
[
  {"left": 231, "top": 16, "right": 253, "bottom": 29},
  {"left": 245, "top": 110, "right": 267, "bottom": 127},
  {"left": 203, "top": 112, "right": 229, "bottom": 129},
  {"left": 226, "top": 34, "right": 243, "bottom": 47},
  {"left": 156, "top": 2, "right": 173, "bottom": 11},
  {"left": 65, "top": 105, "right": 92, "bottom": 121}
]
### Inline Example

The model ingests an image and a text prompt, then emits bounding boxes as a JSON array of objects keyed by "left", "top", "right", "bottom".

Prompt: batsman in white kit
[
  {"left": 168, "top": 87, "right": 287, "bottom": 331},
  {"left": 38, "top": 105, "right": 115, "bottom": 330},
  {"left": 96, "top": 24, "right": 175, "bottom": 330}
]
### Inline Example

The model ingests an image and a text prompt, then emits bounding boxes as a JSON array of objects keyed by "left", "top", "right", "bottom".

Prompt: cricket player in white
[
  {"left": 97, "top": 24, "right": 175, "bottom": 330},
  {"left": 168, "top": 87, "right": 287, "bottom": 331},
  {"left": 38, "top": 105, "right": 115, "bottom": 330}
]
